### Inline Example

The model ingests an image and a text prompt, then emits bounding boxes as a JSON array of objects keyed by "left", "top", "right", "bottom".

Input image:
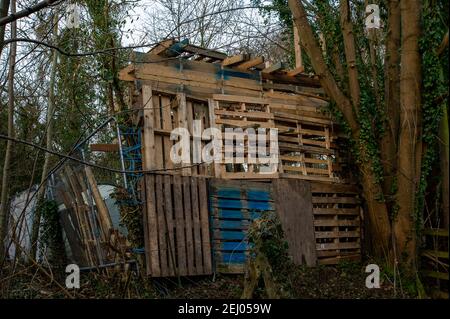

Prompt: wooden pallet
[
  {"left": 273, "top": 102, "right": 339, "bottom": 182},
  {"left": 421, "top": 228, "right": 449, "bottom": 298},
  {"left": 209, "top": 180, "right": 274, "bottom": 273},
  {"left": 142, "top": 174, "right": 212, "bottom": 277},
  {"left": 310, "top": 182, "right": 361, "bottom": 265},
  {"left": 140, "top": 86, "right": 213, "bottom": 177},
  {"left": 210, "top": 94, "right": 279, "bottom": 179},
  {"left": 56, "top": 165, "right": 117, "bottom": 267}
]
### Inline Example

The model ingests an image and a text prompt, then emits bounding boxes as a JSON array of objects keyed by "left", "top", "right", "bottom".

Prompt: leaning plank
[
  {"left": 286, "top": 66, "right": 305, "bottom": 77},
  {"left": 198, "top": 177, "right": 213, "bottom": 274},
  {"left": 235, "top": 56, "right": 264, "bottom": 71},
  {"left": 222, "top": 54, "right": 251, "bottom": 67},
  {"left": 261, "top": 62, "right": 287, "bottom": 74},
  {"left": 85, "top": 166, "right": 113, "bottom": 238},
  {"left": 148, "top": 39, "right": 176, "bottom": 56}
]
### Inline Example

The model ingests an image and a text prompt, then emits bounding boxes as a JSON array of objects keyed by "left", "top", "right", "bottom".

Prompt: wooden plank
[
  {"left": 140, "top": 178, "right": 151, "bottom": 275},
  {"left": 163, "top": 175, "right": 176, "bottom": 276},
  {"left": 261, "top": 62, "right": 287, "bottom": 74},
  {"left": 313, "top": 208, "right": 360, "bottom": 216},
  {"left": 221, "top": 172, "right": 279, "bottom": 179},
  {"left": 272, "top": 179, "right": 317, "bottom": 266},
  {"left": 90, "top": 144, "right": 119, "bottom": 152},
  {"left": 215, "top": 118, "right": 273, "bottom": 129},
  {"left": 293, "top": 22, "right": 303, "bottom": 69},
  {"left": 422, "top": 270, "right": 449, "bottom": 280},
  {"left": 198, "top": 177, "right": 212, "bottom": 274},
  {"left": 281, "top": 173, "right": 336, "bottom": 182},
  {"left": 142, "top": 85, "right": 156, "bottom": 170},
  {"left": 137, "top": 63, "right": 261, "bottom": 92},
  {"left": 176, "top": 93, "right": 190, "bottom": 176},
  {"left": 222, "top": 54, "right": 250, "bottom": 67},
  {"left": 421, "top": 250, "right": 449, "bottom": 259},
  {"left": 214, "top": 109, "right": 274, "bottom": 120},
  {"left": 316, "top": 242, "right": 360, "bottom": 251},
  {"left": 315, "top": 231, "right": 360, "bottom": 239},
  {"left": 310, "top": 182, "right": 358, "bottom": 194},
  {"left": 148, "top": 39, "right": 176, "bottom": 56},
  {"left": 213, "top": 94, "right": 268, "bottom": 105},
  {"left": 274, "top": 111, "right": 333, "bottom": 125},
  {"left": 161, "top": 95, "right": 174, "bottom": 170},
  {"left": 144, "top": 174, "right": 160, "bottom": 276},
  {"left": 190, "top": 177, "right": 204, "bottom": 274},
  {"left": 318, "top": 255, "right": 361, "bottom": 265},
  {"left": 183, "top": 43, "right": 228, "bottom": 60},
  {"left": 208, "top": 99, "right": 222, "bottom": 178},
  {"left": 155, "top": 175, "right": 168, "bottom": 276},
  {"left": 423, "top": 228, "right": 449, "bottom": 237},
  {"left": 286, "top": 66, "right": 305, "bottom": 77},
  {"left": 84, "top": 166, "right": 113, "bottom": 237},
  {"left": 153, "top": 94, "right": 164, "bottom": 170},
  {"left": 312, "top": 196, "right": 359, "bottom": 204},
  {"left": 183, "top": 177, "right": 195, "bottom": 275},
  {"left": 173, "top": 175, "right": 187, "bottom": 276},
  {"left": 235, "top": 56, "right": 264, "bottom": 71},
  {"left": 313, "top": 219, "right": 360, "bottom": 227},
  {"left": 281, "top": 155, "right": 328, "bottom": 164}
]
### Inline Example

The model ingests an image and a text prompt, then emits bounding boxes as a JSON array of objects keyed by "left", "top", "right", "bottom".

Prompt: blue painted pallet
[{"left": 209, "top": 180, "right": 273, "bottom": 273}]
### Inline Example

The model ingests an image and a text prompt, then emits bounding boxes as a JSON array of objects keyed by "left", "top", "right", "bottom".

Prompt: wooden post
[
  {"left": 208, "top": 99, "right": 222, "bottom": 178},
  {"left": 293, "top": 22, "right": 303, "bottom": 69},
  {"left": 142, "top": 85, "right": 156, "bottom": 170},
  {"left": 177, "top": 93, "right": 190, "bottom": 176},
  {"left": 142, "top": 85, "right": 160, "bottom": 276},
  {"left": 85, "top": 166, "right": 113, "bottom": 237}
]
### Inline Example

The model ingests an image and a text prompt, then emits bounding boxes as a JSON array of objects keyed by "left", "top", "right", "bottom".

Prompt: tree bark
[
  {"left": 288, "top": 0, "right": 392, "bottom": 260},
  {"left": 381, "top": 0, "right": 401, "bottom": 200},
  {"left": 340, "top": 0, "right": 360, "bottom": 109},
  {"left": 29, "top": 13, "right": 58, "bottom": 261},
  {"left": 395, "top": 0, "right": 422, "bottom": 268},
  {"left": 0, "top": 0, "right": 15, "bottom": 263}
]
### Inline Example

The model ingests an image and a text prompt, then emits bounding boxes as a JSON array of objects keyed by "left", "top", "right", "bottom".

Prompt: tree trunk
[
  {"left": 288, "top": 0, "right": 392, "bottom": 261},
  {"left": 0, "top": 0, "right": 15, "bottom": 263},
  {"left": 340, "top": 0, "right": 360, "bottom": 110},
  {"left": 29, "top": 14, "right": 58, "bottom": 261},
  {"left": 381, "top": 0, "right": 401, "bottom": 201},
  {"left": 394, "top": 0, "right": 422, "bottom": 269}
]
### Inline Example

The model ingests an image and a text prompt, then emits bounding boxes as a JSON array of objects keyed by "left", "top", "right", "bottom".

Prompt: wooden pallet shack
[{"left": 118, "top": 39, "right": 361, "bottom": 276}]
